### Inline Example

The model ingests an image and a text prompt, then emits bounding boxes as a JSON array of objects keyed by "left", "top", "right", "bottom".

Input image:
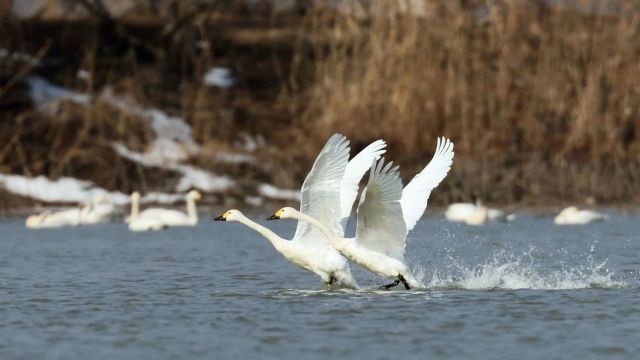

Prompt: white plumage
[
  {"left": 554, "top": 206, "right": 606, "bottom": 225},
  {"left": 215, "top": 134, "right": 387, "bottom": 288}
]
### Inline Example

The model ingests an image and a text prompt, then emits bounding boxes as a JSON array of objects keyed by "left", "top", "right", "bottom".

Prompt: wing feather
[
  {"left": 293, "top": 134, "right": 350, "bottom": 244},
  {"left": 355, "top": 158, "right": 407, "bottom": 260},
  {"left": 339, "top": 139, "right": 387, "bottom": 229},
  {"left": 401, "top": 137, "right": 454, "bottom": 232}
]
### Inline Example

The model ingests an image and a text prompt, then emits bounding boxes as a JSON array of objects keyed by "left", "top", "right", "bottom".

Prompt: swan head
[
  {"left": 267, "top": 206, "right": 297, "bottom": 220},
  {"left": 187, "top": 190, "right": 203, "bottom": 201},
  {"left": 214, "top": 209, "right": 243, "bottom": 222},
  {"left": 25, "top": 214, "right": 46, "bottom": 227},
  {"left": 131, "top": 191, "right": 141, "bottom": 201}
]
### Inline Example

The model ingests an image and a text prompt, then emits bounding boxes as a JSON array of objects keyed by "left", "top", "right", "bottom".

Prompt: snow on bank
[
  {"left": 258, "top": 184, "right": 300, "bottom": 202},
  {"left": 203, "top": 67, "right": 235, "bottom": 88},
  {"left": 27, "top": 76, "right": 90, "bottom": 107},
  {"left": 0, "top": 174, "right": 187, "bottom": 205}
]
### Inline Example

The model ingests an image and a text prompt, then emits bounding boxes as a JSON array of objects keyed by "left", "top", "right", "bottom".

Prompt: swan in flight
[
  {"left": 554, "top": 206, "right": 606, "bottom": 225},
  {"left": 270, "top": 137, "right": 454, "bottom": 289},
  {"left": 128, "top": 190, "right": 202, "bottom": 231},
  {"left": 215, "top": 134, "right": 387, "bottom": 288}
]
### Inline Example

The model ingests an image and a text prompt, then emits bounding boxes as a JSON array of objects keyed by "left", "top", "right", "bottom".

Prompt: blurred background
[{"left": 1, "top": 0, "right": 639, "bottom": 212}]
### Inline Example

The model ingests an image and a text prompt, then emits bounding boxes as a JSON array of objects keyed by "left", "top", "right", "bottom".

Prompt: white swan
[
  {"left": 445, "top": 201, "right": 508, "bottom": 224},
  {"left": 215, "top": 134, "right": 387, "bottom": 288},
  {"left": 128, "top": 190, "right": 202, "bottom": 231},
  {"left": 554, "top": 206, "right": 606, "bottom": 225},
  {"left": 270, "top": 137, "right": 454, "bottom": 289},
  {"left": 26, "top": 207, "right": 83, "bottom": 228},
  {"left": 80, "top": 194, "right": 116, "bottom": 224},
  {"left": 128, "top": 192, "right": 167, "bottom": 231}
]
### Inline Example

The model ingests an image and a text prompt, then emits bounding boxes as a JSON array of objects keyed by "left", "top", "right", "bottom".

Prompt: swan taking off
[
  {"left": 215, "top": 134, "right": 388, "bottom": 288},
  {"left": 128, "top": 190, "right": 202, "bottom": 231},
  {"left": 554, "top": 206, "right": 606, "bottom": 225},
  {"left": 270, "top": 137, "right": 454, "bottom": 290}
]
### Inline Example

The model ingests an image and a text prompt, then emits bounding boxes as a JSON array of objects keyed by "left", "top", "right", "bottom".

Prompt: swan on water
[
  {"left": 128, "top": 190, "right": 202, "bottom": 231},
  {"left": 215, "top": 134, "right": 388, "bottom": 288},
  {"left": 554, "top": 206, "right": 606, "bottom": 225},
  {"left": 445, "top": 201, "right": 510, "bottom": 225},
  {"left": 26, "top": 207, "right": 83, "bottom": 228},
  {"left": 25, "top": 194, "right": 115, "bottom": 228},
  {"left": 269, "top": 137, "right": 454, "bottom": 289}
]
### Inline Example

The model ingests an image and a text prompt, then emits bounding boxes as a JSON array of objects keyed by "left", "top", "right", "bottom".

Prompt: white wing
[
  {"left": 401, "top": 137, "right": 454, "bottom": 232},
  {"left": 293, "top": 134, "right": 350, "bottom": 243},
  {"left": 355, "top": 158, "right": 407, "bottom": 260},
  {"left": 340, "top": 139, "right": 387, "bottom": 229}
]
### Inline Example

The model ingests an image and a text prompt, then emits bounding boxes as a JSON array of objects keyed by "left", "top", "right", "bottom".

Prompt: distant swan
[
  {"left": 554, "top": 206, "right": 606, "bottom": 225},
  {"left": 80, "top": 194, "right": 116, "bottom": 224},
  {"left": 128, "top": 190, "right": 202, "bottom": 231},
  {"left": 445, "top": 201, "right": 509, "bottom": 225},
  {"left": 26, "top": 207, "right": 83, "bottom": 228},
  {"left": 215, "top": 134, "right": 387, "bottom": 288},
  {"left": 128, "top": 192, "right": 167, "bottom": 231},
  {"left": 270, "top": 138, "right": 454, "bottom": 290}
]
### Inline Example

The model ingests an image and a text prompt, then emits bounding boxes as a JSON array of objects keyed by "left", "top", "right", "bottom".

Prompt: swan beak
[
  {"left": 266, "top": 214, "right": 280, "bottom": 220},
  {"left": 214, "top": 215, "right": 226, "bottom": 221}
]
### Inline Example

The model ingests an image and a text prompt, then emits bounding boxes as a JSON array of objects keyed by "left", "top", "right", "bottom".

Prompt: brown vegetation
[{"left": 1, "top": 0, "right": 639, "bottom": 208}]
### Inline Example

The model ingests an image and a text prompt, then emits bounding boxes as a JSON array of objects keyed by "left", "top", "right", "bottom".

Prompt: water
[{"left": 1, "top": 211, "right": 639, "bottom": 359}]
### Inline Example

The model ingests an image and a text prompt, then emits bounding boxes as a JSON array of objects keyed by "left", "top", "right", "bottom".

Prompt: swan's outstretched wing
[
  {"left": 340, "top": 139, "right": 387, "bottom": 230},
  {"left": 401, "top": 137, "right": 454, "bottom": 232},
  {"left": 355, "top": 158, "right": 407, "bottom": 260},
  {"left": 293, "top": 134, "right": 350, "bottom": 244}
]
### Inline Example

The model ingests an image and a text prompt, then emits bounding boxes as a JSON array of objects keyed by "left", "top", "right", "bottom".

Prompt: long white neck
[
  {"left": 130, "top": 196, "right": 139, "bottom": 220},
  {"left": 235, "top": 214, "right": 288, "bottom": 253},
  {"left": 293, "top": 211, "right": 347, "bottom": 250},
  {"left": 186, "top": 196, "right": 198, "bottom": 223}
]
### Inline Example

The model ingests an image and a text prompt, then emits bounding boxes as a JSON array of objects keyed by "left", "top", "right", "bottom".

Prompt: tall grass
[{"left": 297, "top": 0, "right": 640, "bottom": 204}]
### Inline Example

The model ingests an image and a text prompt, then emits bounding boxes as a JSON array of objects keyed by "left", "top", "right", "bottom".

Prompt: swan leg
[
  {"left": 398, "top": 274, "right": 411, "bottom": 290},
  {"left": 380, "top": 279, "right": 401, "bottom": 290}
]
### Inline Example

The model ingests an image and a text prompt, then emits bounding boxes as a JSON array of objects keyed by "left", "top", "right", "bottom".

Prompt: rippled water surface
[{"left": 1, "top": 212, "right": 639, "bottom": 359}]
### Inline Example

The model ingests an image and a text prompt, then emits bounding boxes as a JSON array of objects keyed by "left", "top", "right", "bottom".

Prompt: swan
[
  {"left": 128, "top": 192, "right": 168, "bottom": 231},
  {"left": 269, "top": 137, "right": 454, "bottom": 289},
  {"left": 79, "top": 194, "right": 116, "bottom": 224},
  {"left": 554, "top": 206, "right": 606, "bottom": 225},
  {"left": 445, "top": 201, "right": 508, "bottom": 224},
  {"left": 25, "top": 207, "right": 83, "bottom": 228},
  {"left": 215, "top": 134, "right": 387, "bottom": 288}
]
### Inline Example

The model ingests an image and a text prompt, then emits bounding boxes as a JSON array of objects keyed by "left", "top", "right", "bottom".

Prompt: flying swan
[
  {"left": 215, "top": 134, "right": 387, "bottom": 288},
  {"left": 269, "top": 137, "right": 454, "bottom": 289}
]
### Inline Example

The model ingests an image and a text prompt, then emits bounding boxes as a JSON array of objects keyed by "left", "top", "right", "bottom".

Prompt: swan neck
[
  {"left": 236, "top": 215, "right": 286, "bottom": 251},
  {"left": 186, "top": 196, "right": 198, "bottom": 223},
  {"left": 130, "top": 196, "right": 139, "bottom": 220}
]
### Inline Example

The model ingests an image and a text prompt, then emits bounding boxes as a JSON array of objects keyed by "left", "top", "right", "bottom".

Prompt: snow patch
[
  {"left": 258, "top": 183, "right": 300, "bottom": 202},
  {"left": 203, "top": 67, "right": 235, "bottom": 88},
  {"left": 27, "top": 76, "right": 90, "bottom": 107}
]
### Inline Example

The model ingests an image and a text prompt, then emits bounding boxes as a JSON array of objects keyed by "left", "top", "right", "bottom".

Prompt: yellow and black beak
[
  {"left": 266, "top": 214, "right": 279, "bottom": 221},
  {"left": 214, "top": 214, "right": 226, "bottom": 221}
]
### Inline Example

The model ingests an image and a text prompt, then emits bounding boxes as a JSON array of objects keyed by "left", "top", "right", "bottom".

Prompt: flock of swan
[{"left": 23, "top": 134, "right": 607, "bottom": 288}]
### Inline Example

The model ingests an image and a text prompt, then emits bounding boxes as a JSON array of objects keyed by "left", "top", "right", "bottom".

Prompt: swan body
[
  {"left": 128, "top": 190, "right": 202, "bottom": 231},
  {"left": 215, "top": 134, "right": 387, "bottom": 288},
  {"left": 216, "top": 210, "right": 356, "bottom": 286},
  {"left": 445, "top": 202, "right": 507, "bottom": 224},
  {"left": 272, "top": 137, "right": 454, "bottom": 289},
  {"left": 80, "top": 194, "right": 116, "bottom": 224},
  {"left": 554, "top": 206, "right": 606, "bottom": 225},
  {"left": 26, "top": 207, "right": 82, "bottom": 228}
]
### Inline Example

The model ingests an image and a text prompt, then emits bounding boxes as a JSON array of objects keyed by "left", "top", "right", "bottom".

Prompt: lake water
[{"left": 1, "top": 211, "right": 639, "bottom": 359}]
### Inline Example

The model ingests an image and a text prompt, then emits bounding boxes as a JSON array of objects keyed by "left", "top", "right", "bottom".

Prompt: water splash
[{"left": 413, "top": 248, "right": 627, "bottom": 290}]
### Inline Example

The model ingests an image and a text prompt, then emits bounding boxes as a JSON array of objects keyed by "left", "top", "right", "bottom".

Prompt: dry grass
[{"left": 296, "top": 0, "right": 640, "bottom": 205}]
